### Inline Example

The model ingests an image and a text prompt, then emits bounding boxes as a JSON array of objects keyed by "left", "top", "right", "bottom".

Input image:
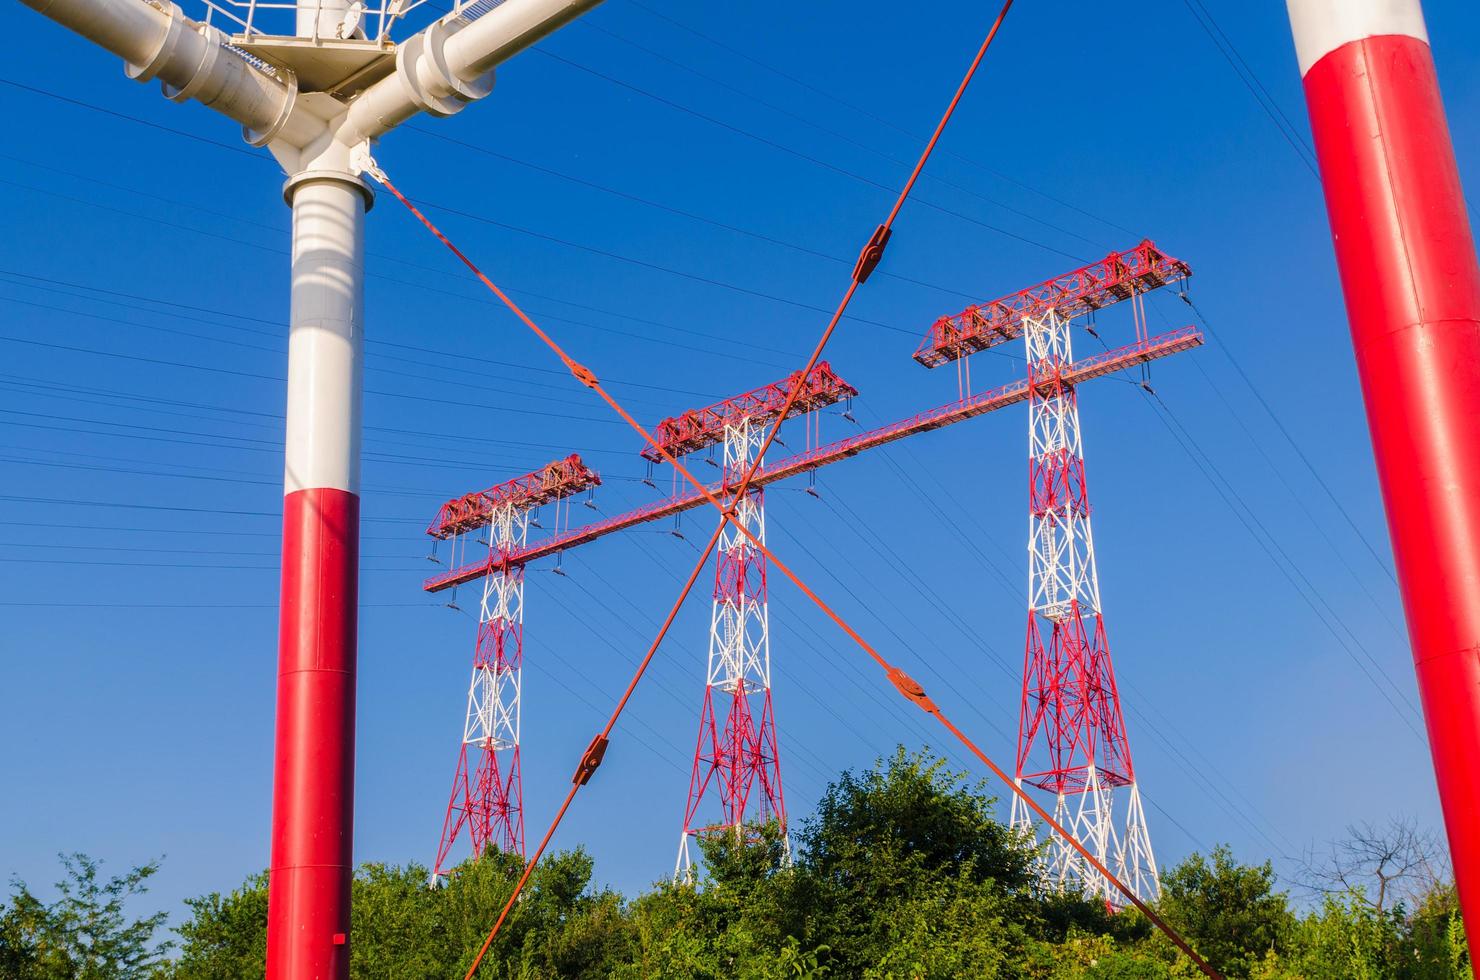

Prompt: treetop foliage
[{"left": 1, "top": 749, "right": 1469, "bottom": 978}]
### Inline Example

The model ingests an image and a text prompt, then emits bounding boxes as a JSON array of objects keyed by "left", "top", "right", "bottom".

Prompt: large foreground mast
[{"left": 1287, "top": 0, "right": 1480, "bottom": 963}]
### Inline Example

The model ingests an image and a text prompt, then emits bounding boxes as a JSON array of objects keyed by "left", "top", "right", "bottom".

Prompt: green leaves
[
  {"left": 4, "top": 758, "right": 1471, "bottom": 979},
  {"left": 0, "top": 853, "right": 170, "bottom": 979}
]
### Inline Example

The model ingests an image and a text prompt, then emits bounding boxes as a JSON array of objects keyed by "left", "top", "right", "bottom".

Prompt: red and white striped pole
[
  {"left": 266, "top": 171, "right": 370, "bottom": 979},
  {"left": 1288, "top": 0, "right": 1480, "bottom": 958}
]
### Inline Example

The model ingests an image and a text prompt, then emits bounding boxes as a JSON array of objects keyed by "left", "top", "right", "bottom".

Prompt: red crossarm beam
[
  {"left": 424, "top": 328, "right": 1201, "bottom": 592},
  {"left": 426, "top": 453, "right": 601, "bottom": 539},
  {"left": 914, "top": 240, "right": 1193, "bottom": 368},
  {"left": 640, "top": 361, "right": 858, "bottom": 462}
]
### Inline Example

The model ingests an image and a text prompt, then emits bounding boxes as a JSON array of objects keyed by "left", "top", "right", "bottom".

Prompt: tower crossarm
[
  {"left": 640, "top": 361, "right": 858, "bottom": 463},
  {"left": 424, "top": 328, "right": 1202, "bottom": 592},
  {"left": 426, "top": 453, "right": 601, "bottom": 539},
  {"left": 914, "top": 241, "right": 1193, "bottom": 368}
]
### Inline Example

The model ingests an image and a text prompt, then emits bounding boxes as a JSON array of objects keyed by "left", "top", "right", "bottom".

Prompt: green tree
[
  {"left": 168, "top": 873, "right": 267, "bottom": 978},
  {"left": 1156, "top": 846, "right": 1294, "bottom": 978},
  {"left": 797, "top": 748, "right": 1037, "bottom": 975},
  {"left": 0, "top": 854, "right": 170, "bottom": 979}
]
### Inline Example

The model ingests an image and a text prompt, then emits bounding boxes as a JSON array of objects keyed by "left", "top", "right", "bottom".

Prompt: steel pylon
[
  {"left": 433, "top": 503, "right": 528, "bottom": 879},
  {"left": 1010, "top": 309, "right": 1159, "bottom": 904},
  {"left": 676, "top": 417, "right": 788, "bottom": 879}
]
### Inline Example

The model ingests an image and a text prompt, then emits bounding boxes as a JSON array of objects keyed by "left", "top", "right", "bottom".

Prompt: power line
[
  {"left": 623, "top": 0, "right": 1140, "bottom": 239},
  {"left": 1139, "top": 389, "right": 1424, "bottom": 739},
  {"left": 530, "top": 48, "right": 1089, "bottom": 265},
  {"left": 570, "top": 17, "right": 1108, "bottom": 252},
  {"left": 1176, "top": 293, "right": 1398, "bottom": 585},
  {"left": 1177, "top": 0, "right": 1319, "bottom": 178}
]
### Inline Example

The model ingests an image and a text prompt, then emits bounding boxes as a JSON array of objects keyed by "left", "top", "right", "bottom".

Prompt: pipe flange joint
[
  {"left": 124, "top": 2, "right": 188, "bottom": 83},
  {"left": 282, "top": 169, "right": 376, "bottom": 211},
  {"left": 395, "top": 16, "right": 495, "bottom": 118},
  {"left": 162, "top": 22, "right": 224, "bottom": 104},
  {"left": 245, "top": 69, "right": 299, "bottom": 147}
]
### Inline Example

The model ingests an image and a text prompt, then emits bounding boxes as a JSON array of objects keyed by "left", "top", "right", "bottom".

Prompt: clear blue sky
[{"left": 3, "top": 0, "right": 1478, "bottom": 924}]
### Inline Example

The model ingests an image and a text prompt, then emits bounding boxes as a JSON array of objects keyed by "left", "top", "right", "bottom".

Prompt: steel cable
[{"left": 365, "top": 5, "right": 1216, "bottom": 974}]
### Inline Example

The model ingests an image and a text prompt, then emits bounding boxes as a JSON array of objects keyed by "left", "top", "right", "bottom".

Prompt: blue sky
[{"left": 3, "top": 0, "right": 1479, "bottom": 924}]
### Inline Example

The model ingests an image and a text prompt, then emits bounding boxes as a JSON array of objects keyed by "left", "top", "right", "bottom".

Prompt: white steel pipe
[
  {"left": 21, "top": 0, "right": 311, "bottom": 147},
  {"left": 445, "top": 0, "right": 600, "bottom": 78},
  {"left": 341, "top": 0, "right": 603, "bottom": 142}
]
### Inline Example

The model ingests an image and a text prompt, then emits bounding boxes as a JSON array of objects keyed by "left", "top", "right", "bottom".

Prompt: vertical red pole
[
  {"left": 1288, "top": 0, "right": 1480, "bottom": 960},
  {"left": 267, "top": 174, "right": 369, "bottom": 979}
]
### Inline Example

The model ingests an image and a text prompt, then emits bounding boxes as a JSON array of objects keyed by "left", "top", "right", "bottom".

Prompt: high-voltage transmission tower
[
  {"left": 421, "top": 323, "right": 1201, "bottom": 884},
  {"left": 916, "top": 241, "right": 1192, "bottom": 904},
  {"left": 18, "top": 0, "right": 606, "bottom": 972},
  {"left": 423, "top": 455, "right": 600, "bottom": 880},
  {"left": 638, "top": 364, "right": 857, "bottom": 878}
]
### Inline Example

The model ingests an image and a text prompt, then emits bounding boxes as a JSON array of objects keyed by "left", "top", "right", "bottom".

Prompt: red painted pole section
[
  {"left": 266, "top": 174, "right": 368, "bottom": 979},
  {"left": 269, "top": 488, "right": 359, "bottom": 978},
  {"left": 1289, "top": 1, "right": 1480, "bottom": 959}
]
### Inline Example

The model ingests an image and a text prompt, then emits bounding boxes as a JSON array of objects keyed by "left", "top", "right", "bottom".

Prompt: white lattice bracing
[
  {"left": 464, "top": 504, "right": 527, "bottom": 753},
  {"left": 1011, "top": 309, "right": 1159, "bottom": 905},
  {"left": 433, "top": 502, "right": 528, "bottom": 878},
  {"left": 676, "top": 416, "right": 788, "bottom": 880}
]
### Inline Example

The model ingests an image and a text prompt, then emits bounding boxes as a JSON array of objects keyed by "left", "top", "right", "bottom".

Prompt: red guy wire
[{"left": 368, "top": 2, "right": 1213, "bottom": 975}]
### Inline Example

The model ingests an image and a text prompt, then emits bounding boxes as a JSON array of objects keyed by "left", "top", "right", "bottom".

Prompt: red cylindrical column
[
  {"left": 266, "top": 173, "right": 369, "bottom": 980},
  {"left": 1288, "top": 0, "right": 1480, "bottom": 960}
]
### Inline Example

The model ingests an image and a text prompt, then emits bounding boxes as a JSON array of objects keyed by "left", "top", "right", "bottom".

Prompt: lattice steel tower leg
[
  {"left": 433, "top": 503, "right": 528, "bottom": 879},
  {"left": 676, "top": 417, "right": 788, "bottom": 878},
  {"left": 1008, "top": 309, "right": 1159, "bottom": 904}
]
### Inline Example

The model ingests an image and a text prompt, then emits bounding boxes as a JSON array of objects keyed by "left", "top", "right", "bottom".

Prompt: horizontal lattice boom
[
  {"left": 914, "top": 240, "right": 1192, "bottom": 368},
  {"left": 427, "top": 453, "right": 601, "bottom": 539},
  {"left": 641, "top": 362, "right": 858, "bottom": 462}
]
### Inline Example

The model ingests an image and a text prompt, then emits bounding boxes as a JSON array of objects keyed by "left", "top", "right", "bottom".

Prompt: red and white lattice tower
[
  {"left": 915, "top": 242, "right": 1194, "bottom": 906},
  {"left": 427, "top": 455, "right": 600, "bottom": 881},
  {"left": 676, "top": 415, "right": 786, "bottom": 878},
  {"left": 646, "top": 364, "right": 857, "bottom": 879},
  {"left": 1007, "top": 308, "right": 1158, "bottom": 903}
]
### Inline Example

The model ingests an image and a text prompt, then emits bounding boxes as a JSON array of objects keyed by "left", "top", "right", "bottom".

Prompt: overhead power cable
[
  {"left": 1175, "top": 293, "right": 1397, "bottom": 585},
  {"left": 624, "top": 0, "right": 1139, "bottom": 238},
  {"left": 1176, "top": 0, "right": 1319, "bottom": 178},
  {"left": 0, "top": 266, "right": 726, "bottom": 399},
  {"left": 529, "top": 48, "right": 1089, "bottom": 265},
  {"left": 1138, "top": 389, "right": 1424, "bottom": 740},
  {"left": 569, "top": 18, "right": 1107, "bottom": 252}
]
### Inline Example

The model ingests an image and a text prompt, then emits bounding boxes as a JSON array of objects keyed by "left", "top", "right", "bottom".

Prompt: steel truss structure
[
  {"left": 430, "top": 455, "right": 600, "bottom": 880},
  {"left": 911, "top": 241, "right": 1191, "bottom": 907},
  {"left": 1006, "top": 309, "right": 1158, "bottom": 903},
  {"left": 675, "top": 419, "right": 788, "bottom": 879},
  {"left": 425, "top": 331, "right": 1202, "bottom": 592},
  {"left": 914, "top": 240, "right": 1191, "bottom": 367},
  {"left": 420, "top": 302, "right": 1200, "bottom": 898}
]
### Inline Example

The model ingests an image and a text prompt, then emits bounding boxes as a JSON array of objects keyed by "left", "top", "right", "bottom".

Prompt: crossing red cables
[{"left": 364, "top": 2, "right": 1219, "bottom": 975}]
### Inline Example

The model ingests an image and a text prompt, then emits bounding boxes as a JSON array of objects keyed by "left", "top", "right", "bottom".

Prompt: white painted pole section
[
  {"left": 1287, "top": 0, "right": 1429, "bottom": 76},
  {"left": 284, "top": 177, "right": 365, "bottom": 496}
]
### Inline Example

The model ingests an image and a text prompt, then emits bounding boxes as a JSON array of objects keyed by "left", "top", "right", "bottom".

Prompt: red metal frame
[
  {"left": 426, "top": 453, "right": 600, "bottom": 540},
  {"left": 425, "top": 329, "right": 1202, "bottom": 592},
  {"left": 433, "top": 580, "right": 525, "bottom": 876},
  {"left": 914, "top": 240, "right": 1192, "bottom": 367},
  {"left": 679, "top": 487, "right": 786, "bottom": 855},
  {"left": 640, "top": 361, "right": 857, "bottom": 462}
]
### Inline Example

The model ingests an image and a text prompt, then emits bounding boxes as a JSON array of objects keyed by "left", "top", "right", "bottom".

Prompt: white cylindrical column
[{"left": 266, "top": 174, "right": 368, "bottom": 980}]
